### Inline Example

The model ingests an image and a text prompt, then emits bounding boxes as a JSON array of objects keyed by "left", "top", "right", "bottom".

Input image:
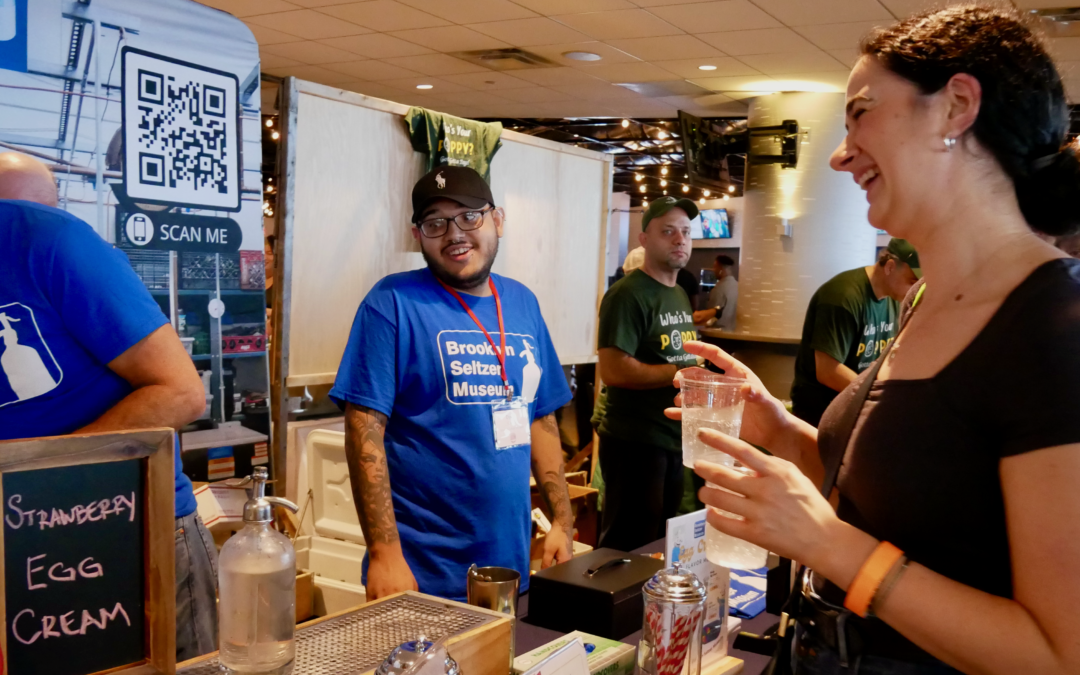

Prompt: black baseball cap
[
  {"left": 411, "top": 166, "right": 493, "bottom": 223},
  {"left": 886, "top": 238, "right": 921, "bottom": 278},
  {"left": 642, "top": 196, "right": 700, "bottom": 230}
]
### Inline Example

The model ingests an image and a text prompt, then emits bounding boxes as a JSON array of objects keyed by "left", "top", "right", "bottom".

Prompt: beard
[{"left": 422, "top": 237, "right": 500, "bottom": 291}]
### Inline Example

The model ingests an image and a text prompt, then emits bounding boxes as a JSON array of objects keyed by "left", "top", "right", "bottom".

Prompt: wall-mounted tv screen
[{"left": 691, "top": 209, "right": 731, "bottom": 239}]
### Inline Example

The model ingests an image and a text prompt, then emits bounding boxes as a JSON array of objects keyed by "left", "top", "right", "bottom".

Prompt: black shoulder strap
[{"left": 819, "top": 348, "right": 889, "bottom": 497}]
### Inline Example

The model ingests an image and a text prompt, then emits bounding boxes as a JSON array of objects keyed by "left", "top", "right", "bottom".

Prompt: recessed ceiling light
[
  {"left": 698, "top": 65, "right": 717, "bottom": 71},
  {"left": 564, "top": 51, "right": 602, "bottom": 61},
  {"left": 416, "top": 84, "right": 433, "bottom": 89}
]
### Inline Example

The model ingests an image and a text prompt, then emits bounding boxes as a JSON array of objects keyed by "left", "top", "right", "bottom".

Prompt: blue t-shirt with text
[
  {"left": 330, "top": 268, "right": 571, "bottom": 601},
  {"left": 0, "top": 201, "right": 196, "bottom": 518}
]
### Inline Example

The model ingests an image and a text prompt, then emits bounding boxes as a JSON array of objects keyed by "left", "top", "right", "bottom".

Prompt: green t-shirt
[
  {"left": 597, "top": 270, "right": 697, "bottom": 451},
  {"left": 791, "top": 267, "right": 899, "bottom": 423},
  {"left": 405, "top": 108, "right": 502, "bottom": 182}
]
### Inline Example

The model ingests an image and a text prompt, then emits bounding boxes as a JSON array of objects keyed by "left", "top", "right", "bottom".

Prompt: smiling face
[
  {"left": 413, "top": 198, "right": 503, "bottom": 291},
  {"left": 639, "top": 207, "right": 692, "bottom": 271},
  {"left": 830, "top": 56, "right": 955, "bottom": 236}
]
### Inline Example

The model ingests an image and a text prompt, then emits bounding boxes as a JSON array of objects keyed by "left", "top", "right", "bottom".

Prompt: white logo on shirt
[
  {"left": 0, "top": 304, "right": 63, "bottom": 407},
  {"left": 438, "top": 330, "right": 541, "bottom": 405}
]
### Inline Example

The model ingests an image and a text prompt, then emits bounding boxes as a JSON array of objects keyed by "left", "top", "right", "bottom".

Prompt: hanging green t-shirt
[
  {"left": 791, "top": 267, "right": 899, "bottom": 424},
  {"left": 597, "top": 270, "right": 697, "bottom": 452},
  {"left": 405, "top": 107, "right": 503, "bottom": 183}
]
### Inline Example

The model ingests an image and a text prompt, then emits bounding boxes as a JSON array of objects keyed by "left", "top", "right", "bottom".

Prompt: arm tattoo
[
  {"left": 533, "top": 413, "right": 575, "bottom": 531},
  {"left": 345, "top": 404, "right": 399, "bottom": 546}
]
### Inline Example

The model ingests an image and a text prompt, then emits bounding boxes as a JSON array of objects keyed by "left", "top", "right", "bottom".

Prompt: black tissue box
[{"left": 526, "top": 548, "right": 664, "bottom": 640}]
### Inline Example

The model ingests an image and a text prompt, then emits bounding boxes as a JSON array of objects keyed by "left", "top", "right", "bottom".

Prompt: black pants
[{"left": 598, "top": 433, "right": 684, "bottom": 551}]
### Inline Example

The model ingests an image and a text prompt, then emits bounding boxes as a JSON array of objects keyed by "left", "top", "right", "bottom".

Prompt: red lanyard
[{"left": 437, "top": 277, "right": 512, "bottom": 400}]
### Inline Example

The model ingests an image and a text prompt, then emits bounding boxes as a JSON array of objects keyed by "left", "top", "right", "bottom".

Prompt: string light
[
  {"left": 660, "top": 179, "right": 667, "bottom": 187},
  {"left": 657, "top": 131, "right": 667, "bottom": 139},
  {"left": 663, "top": 190, "right": 668, "bottom": 195},
  {"left": 265, "top": 119, "right": 273, "bottom": 128},
  {"left": 622, "top": 119, "right": 630, "bottom": 128},
  {"left": 639, "top": 185, "right": 646, "bottom": 193},
  {"left": 635, "top": 174, "right": 643, "bottom": 182},
  {"left": 699, "top": 198, "right": 705, "bottom": 204},
  {"left": 271, "top": 131, "right": 280, "bottom": 140},
  {"left": 728, "top": 185, "right": 736, "bottom": 193},
  {"left": 661, "top": 166, "right": 668, "bottom": 176},
  {"left": 723, "top": 194, "right": 730, "bottom": 201},
  {"left": 703, "top": 189, "right": 710, "bottom": 197},
  {"left": 682, "top": 185, "right": 689, "bottom": 193}
]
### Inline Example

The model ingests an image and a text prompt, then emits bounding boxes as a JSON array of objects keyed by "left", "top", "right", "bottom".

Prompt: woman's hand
[
  {"left": 694, "top": 428, "right": 861, "bottom": 573},
  {"left": 666, "top": 341, "right": 796, "bottom": 456}
]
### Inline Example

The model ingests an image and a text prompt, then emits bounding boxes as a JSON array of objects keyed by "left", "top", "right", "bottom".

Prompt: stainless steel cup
[{"left": 467, "top": 564, "right": 520, "bottom": 663}]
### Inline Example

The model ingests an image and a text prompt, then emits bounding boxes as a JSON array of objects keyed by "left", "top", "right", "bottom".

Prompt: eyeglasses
[{"left": 416, "top": 206, "right": 495, "bottom": 238}]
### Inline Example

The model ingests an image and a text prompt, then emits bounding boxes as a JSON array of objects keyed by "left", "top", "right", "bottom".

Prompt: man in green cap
[
  {"left": 791, "top": 238, "right": 921, "bottom": 426},
  {"left": 595, "top": 196, "right": 700, "bottom": 550}
]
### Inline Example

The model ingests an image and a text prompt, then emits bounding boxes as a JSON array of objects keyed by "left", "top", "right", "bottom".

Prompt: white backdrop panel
[{"left": 284, "top": 82, "right": 610, "bottom": 385}]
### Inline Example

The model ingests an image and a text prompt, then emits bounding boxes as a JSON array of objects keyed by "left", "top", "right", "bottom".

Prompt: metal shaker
[
  {"left": 376, "top": 635, "right": 460, "bottom": 675},
  {"left": 466, "top": 564, "right": 520, "bottom": 664},
  {"left": 638, "top": 562, "right": 707, "bottom": 675}
]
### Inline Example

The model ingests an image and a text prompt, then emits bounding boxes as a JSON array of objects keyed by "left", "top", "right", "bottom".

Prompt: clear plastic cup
[{"left": 680, "top": 369, "right": 769, "bottom": 570}]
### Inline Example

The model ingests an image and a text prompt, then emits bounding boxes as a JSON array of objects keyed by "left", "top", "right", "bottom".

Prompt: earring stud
[{"left": 944, "top": 136, "right": 956, "bottom": 151}]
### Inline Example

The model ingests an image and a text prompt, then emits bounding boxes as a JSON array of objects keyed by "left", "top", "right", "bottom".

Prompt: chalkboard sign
[
  {"left": 4, "top": 461, "right": 146, "bottom": 674},
  {"left": 0, "top": 429, "right": 176, "bottom": 675}
]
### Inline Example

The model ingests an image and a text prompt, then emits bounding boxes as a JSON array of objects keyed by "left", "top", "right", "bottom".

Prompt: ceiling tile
[
  {"left": 196, "top": 0, "right": 301, "bottom": 17},
  {"left": 533, "top": 101, "right": 619, "bottom": 117},
  {"left": 342, "top": 80, "right": 419, "bottom": 99},
  {"left": 877, "top": 0, "right": 963, "bottom": 18},
  {"left": 398, "top": 0, "right": 539, "bottom": 23},
  {"left": 511, "top": 0, "right": 637, "bottom": 14},
  {"left": 748, "top": 0, "right": 892, "bottom": 26},
  {"left": 263, "top": 41, "right": 360, "bottom": 64},
  {"left": 377, "top": 76, "right": 476, "bottom": 93},
  {"left": 494, "top": 86, "right": 576, "bottom": 102},
  {"left": 527, "top": 42, "right": 641, "bottom": 66},
  {"left": 794, "top": 21, "right": 887, "bottom": 50},
  {"left": 318, "top": 1, "right": 452, "bottom": 32},
  {"left": 736, "top": 49, "right": 847, "bottom": 75},
  {"left": 388, "top": 25, "right": 513, "bottom": 52},
  {"left": 551, "top": 9, "right": 683, "bottom": 40},
  {"left": 610, "top": 102, "right": 679, "bottom": 117},
  {"left": 381, "top": 54, "right": 488, "bottom": 75},
  {"left": 577, "top": 62, "right": 682, "bottom": 82},
  {"left": 697, "top": 27, "right": 816, "bottom": 55},
  {"left": 551, "top": 82, "right": 643, "bottom": 100},
  {"left": 689, "top": 74, "right": 775, "bottom": 91},
  {"left": 658, "top": 92, "right": 733, "bottom": 107},
  {"left": 260, "top": 53, "right": 305, "bottom": 69},
  {"left": 323, "top": 59, "right": 426, "bottom": 79},
  {"left": 468, "top": 18, "right": 592, "bottom": 46},
  {"left": 754, "top": 70, "right": 850, "bottom": 90},
  {"left": 604, "top": 35, "right": 721, "bottom": 60},
  {"left": 618, "top": 80, "right": 714, "bottom": 96},
  {"left": 247, "top": 10, "right": 371, "bottom": 39},
  {"left": 318, "top": 33, "right": 435, "bottom": 57},
  {"left": 649, "top": 1, "right": 781, "bottom": 33},
  {"left": 1051, "top": 38, "right": 1080, "bottom": 62},
  {"left": 262, "top": 64, "right": 359, "bottom": 84},
  {"left": 653, "top": 56, "right": 759, "bottom": 78},
  {"left": 244, "top": 22, "right": 306, "bottom": 45},
  {"left": 827, "top": 48, "right": 860, "bottom": 68},
  {"left": 434, "top": 91, "right": 516, "bottom": 106},
  {"left": 508, "top": 66, "right": 609, "bottom": 86},
  {"left": 438, "top": 71, "right": 537, "bottom": 89},
  {"left": 631, "top": 0, "right": 719, "bottom": 6}
]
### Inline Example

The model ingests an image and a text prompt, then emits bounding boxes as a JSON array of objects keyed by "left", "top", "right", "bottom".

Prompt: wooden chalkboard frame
[{"left": 0, "top": 429, "right": 177, "bottom": 675}]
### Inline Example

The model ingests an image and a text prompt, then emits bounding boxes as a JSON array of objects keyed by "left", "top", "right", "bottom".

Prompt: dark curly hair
[{"left": 861, "top": 5, "right": 1080, "bottom": 236}]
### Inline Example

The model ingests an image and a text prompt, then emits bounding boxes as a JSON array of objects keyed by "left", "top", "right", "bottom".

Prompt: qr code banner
[{"left": 121, "top": 47, "right": 241, "bottom": 211}]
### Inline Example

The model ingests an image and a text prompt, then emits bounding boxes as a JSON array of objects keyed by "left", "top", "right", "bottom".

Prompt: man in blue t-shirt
[
  {"left": 330, "top": 166, "right": 575, "bottom": 601},
  {"left": 0, "top": 153, "right": 213, "bottom": 660}
]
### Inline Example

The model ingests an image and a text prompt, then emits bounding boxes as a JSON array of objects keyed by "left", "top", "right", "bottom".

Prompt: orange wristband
[{"left": 844, "top": 541, "right": 904, "bottom": 618}]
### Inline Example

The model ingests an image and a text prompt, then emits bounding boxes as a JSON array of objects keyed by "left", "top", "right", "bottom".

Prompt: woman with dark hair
[{"left": 673, "top": 6, "right": 1080, "bottom": 674}]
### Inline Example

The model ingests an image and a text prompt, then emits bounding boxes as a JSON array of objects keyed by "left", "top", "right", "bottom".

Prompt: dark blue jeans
[
  {"left": 176, "top": 511, "right": 218, "bottom": 661},
  {"left": 795, "top": 625, "right": 965, "bottom": 675}
]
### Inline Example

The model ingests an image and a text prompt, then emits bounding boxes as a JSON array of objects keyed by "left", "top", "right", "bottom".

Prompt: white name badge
[{"left": 492, "top": 397, "right": 531, "bottom": 450}]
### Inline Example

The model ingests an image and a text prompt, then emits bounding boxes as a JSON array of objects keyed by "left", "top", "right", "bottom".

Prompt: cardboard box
[
  {"left": 194, "top": 481, "right": 249, "bottom": 532},
  {"left": 513, "top": 631, "right": 635, "bottom": 675}
]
